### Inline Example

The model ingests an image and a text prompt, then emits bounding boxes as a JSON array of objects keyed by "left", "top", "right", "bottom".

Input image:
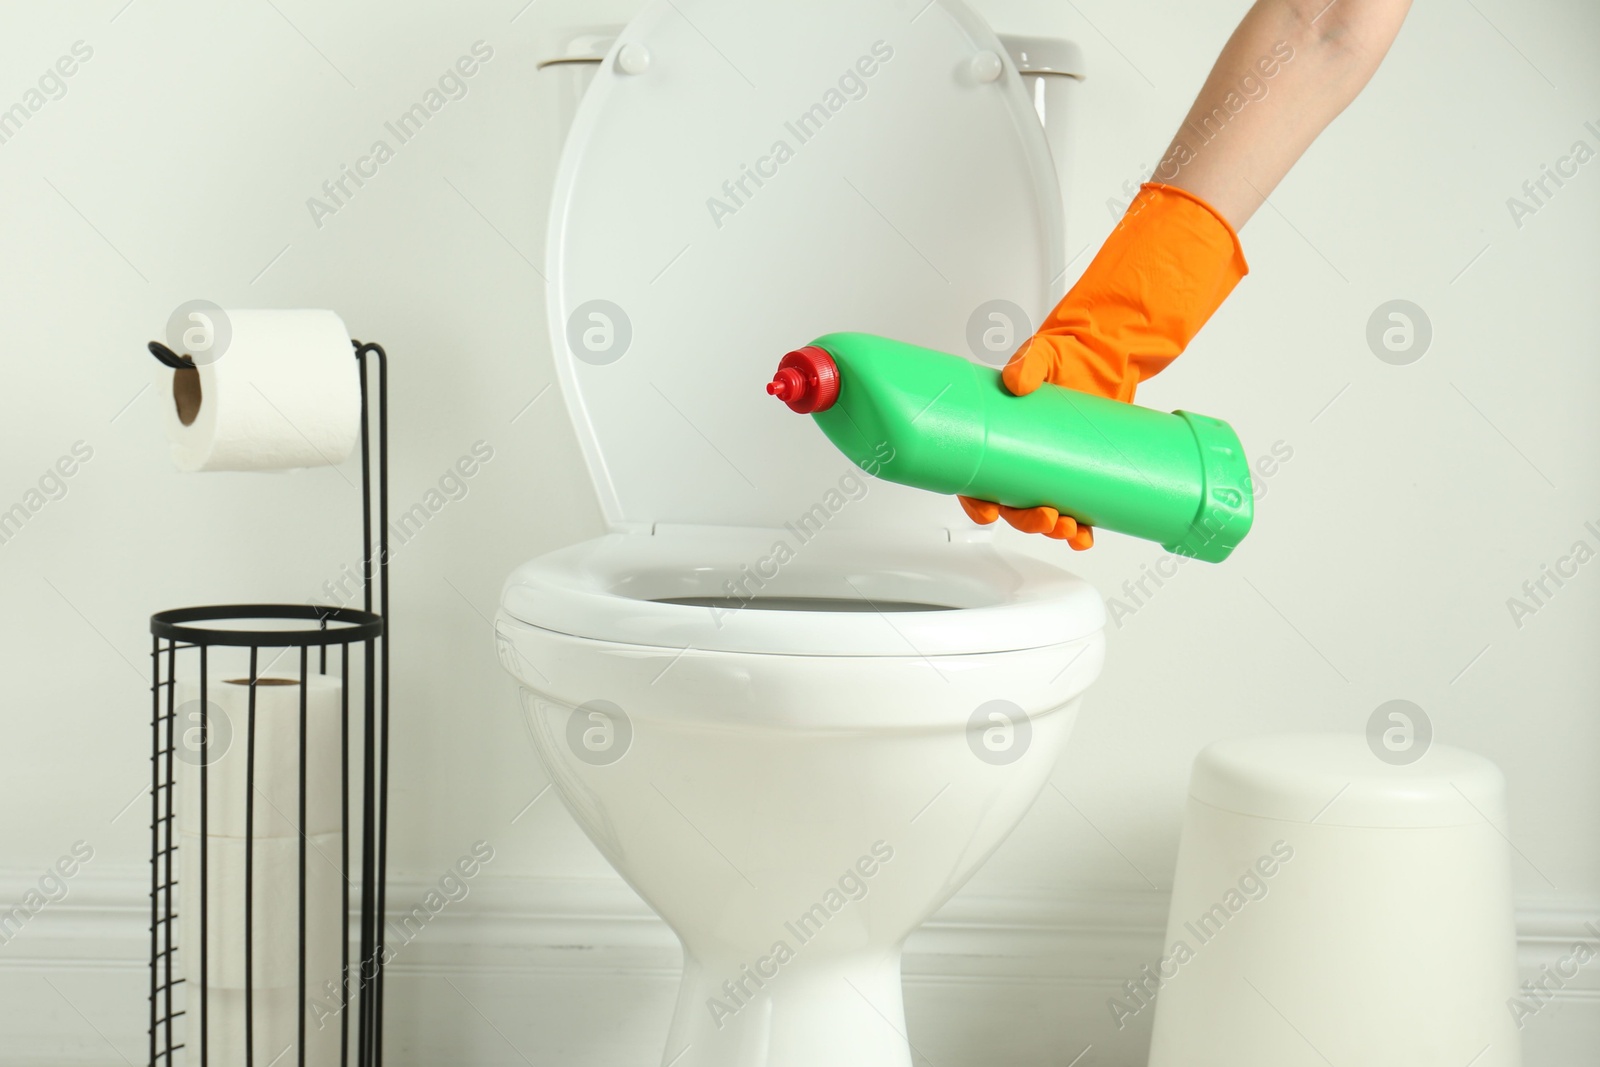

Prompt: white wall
[{"left": 0, "top": 0, "right": 1595, "bottom": 1063}]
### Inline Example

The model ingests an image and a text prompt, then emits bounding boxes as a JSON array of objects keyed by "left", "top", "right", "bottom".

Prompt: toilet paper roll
[
  {"left": 177, "top": 674, "right": 344, "bottom": 839},
  {"left": 161, "top": 308, "right": 360, "bottom": 472},
  {"left": 185, "top": 985, "right": 344, "bottom": 1067},
  {"left": 179, "top": 831, "right": 344, "bottom": 991}
]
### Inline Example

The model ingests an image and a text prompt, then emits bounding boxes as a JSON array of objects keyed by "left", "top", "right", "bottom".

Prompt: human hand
[
  {"left": 958, "top": 494, "right": 1096, "bottom": 549},
  {"left": 957, "top": 182, "right": 1248, "bottom": 548}
]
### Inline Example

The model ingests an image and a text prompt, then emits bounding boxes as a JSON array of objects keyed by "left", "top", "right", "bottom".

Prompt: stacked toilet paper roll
[
  {"left": 177, "top": 674, "right": 344, "bottom": 839},
  {"left": 177, "top": 832, "right": 344, "bottom": 987},
  {"left": 177, "top": 675, "right": 346, "bottom": 1066},
  {"left": 184, "top": 986, "right": 344, "bottom": 1067},
  {"left": 160, "top": 308, "right": 361, "bottom": 472}
]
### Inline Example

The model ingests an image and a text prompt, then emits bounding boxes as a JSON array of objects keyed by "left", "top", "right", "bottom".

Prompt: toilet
[{"left": 497, "top": 3, "right": 1100, "bottom": 1064}]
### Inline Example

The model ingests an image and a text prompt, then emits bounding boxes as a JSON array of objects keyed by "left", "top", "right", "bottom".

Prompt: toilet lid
[{"left": 547, "top": 0, "right": 1064, "bottom": 531}]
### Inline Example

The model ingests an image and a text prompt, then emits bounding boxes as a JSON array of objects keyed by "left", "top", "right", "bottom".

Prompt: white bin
[{"left": 1146, "top": 733, "right": 1520, "bottom": 1067}]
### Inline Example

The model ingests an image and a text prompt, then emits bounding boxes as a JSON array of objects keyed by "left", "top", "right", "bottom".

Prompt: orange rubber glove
[{"left": 959, "top": 182, "right": 1248, "bottom": 548}]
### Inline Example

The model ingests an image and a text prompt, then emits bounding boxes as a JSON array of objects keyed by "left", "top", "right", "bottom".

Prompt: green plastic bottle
[{"left": 766, "top": 332, "right": 1253, "bottom": 562}]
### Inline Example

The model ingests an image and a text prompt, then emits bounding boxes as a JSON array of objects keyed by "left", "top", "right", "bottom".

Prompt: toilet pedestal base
[{"left": 664, "top": 949, "right": 913, "bottom": 1067}]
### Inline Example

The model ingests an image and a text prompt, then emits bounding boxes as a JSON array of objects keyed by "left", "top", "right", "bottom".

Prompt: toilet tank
[{"left": 533, "top": 22, "right": 1084, "bottom": 243}]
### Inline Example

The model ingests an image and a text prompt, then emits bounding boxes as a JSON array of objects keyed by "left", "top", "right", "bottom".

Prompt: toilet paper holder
[
  {"left": 147, "top": 340, "right": 194, "bottom": 371},
  {"left": 145, "top": 339, "right": 394, "bottom": 1067}
]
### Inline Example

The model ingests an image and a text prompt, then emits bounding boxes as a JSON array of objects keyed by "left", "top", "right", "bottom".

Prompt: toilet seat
[{"left": 500, "top": 526, "right": 1102, "bottom": 657}]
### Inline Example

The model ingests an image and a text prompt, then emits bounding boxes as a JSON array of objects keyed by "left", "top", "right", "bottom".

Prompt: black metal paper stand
[{"left": 146, "top": 341, "right": 391, "bottom": 1067}]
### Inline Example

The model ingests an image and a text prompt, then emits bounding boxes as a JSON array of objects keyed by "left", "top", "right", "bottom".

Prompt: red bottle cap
[{"left": 766, "top": 346, "right": 840, "bottom": 413}]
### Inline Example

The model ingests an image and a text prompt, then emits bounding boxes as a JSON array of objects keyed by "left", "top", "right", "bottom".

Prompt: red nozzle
[{"left": 767, "top": 346, "right": 840, "bottom": 413}]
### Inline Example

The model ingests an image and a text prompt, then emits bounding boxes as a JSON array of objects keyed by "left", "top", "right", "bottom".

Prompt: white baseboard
[
  {"left": 2, "top": 867, "right": 1596, "bottom": 1063},
  {"left": 6, "top": 866, "right": 1596, "bottom": 980}
]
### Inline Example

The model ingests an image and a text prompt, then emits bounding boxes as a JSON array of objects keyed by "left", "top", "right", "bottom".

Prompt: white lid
[
  {"left": 1189, "top": 734, "right": 1508, "bottom": 829},
  {"left": 546, "top": 0, "right": 1063, "bottom": 531}
]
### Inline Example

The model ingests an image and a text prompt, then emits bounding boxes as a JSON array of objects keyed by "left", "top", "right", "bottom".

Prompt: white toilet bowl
[
  {"left": 497, "top": 528, "right": 1102, "bottom": 1066},
  {"left": 510, "top": 1, "right": 1096, "bottom": 1062}
]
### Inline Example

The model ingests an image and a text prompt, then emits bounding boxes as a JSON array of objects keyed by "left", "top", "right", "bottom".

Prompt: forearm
[{"left": 1154, "top": 0, "right": 1412, "bottom": 228}]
